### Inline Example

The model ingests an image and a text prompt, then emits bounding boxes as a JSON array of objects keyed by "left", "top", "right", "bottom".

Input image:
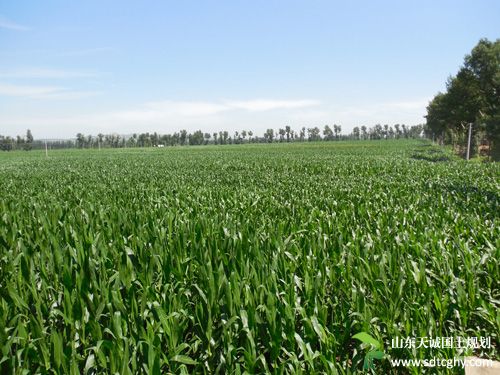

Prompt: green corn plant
[{"left": 0, "top": 140, "right": 498, "bottom": 374}]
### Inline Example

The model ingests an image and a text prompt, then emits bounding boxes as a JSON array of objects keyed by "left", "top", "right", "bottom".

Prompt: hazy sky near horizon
[{"left": 1, "top": 1, "right": 499, "bottom": 139}]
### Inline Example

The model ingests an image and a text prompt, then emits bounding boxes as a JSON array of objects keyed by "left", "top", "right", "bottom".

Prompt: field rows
[{"left": 0, "top": 141, "right": 498, "bottom": 374}]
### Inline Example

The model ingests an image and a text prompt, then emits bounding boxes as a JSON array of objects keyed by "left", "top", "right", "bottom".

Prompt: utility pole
[{"left": 466, "top": 123, "right": 472, "bottom": 160}]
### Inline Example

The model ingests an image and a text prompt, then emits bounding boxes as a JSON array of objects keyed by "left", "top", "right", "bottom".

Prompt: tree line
[
  {"left": 0, "top": 130, "right": 33, "bottom": 151},
  {"left": 71, "top": 123, "right": 424, "bottom": 149},
  {"left": 425, "top": 38, "right": 499, "bottom": 160},
  {"left": 1, "top": 124, "right": 425, "bottom": 151}
]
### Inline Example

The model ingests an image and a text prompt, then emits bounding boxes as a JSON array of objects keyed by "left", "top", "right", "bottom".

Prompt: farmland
[{"left": 0, "top": 140, "right": 498, "bottom": 374}]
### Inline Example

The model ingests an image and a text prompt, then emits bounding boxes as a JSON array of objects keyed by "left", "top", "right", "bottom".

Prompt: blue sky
[{"left": 0, "top": 0, "right": 499, "bottom": 138}]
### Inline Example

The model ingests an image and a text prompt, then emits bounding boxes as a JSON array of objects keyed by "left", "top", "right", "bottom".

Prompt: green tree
[
  {"left": 426, "top": 38, "right": 500, "bottom": 159},
  {"left": 188, "top": 130, "right": 204, "bottom": 145},
  {"left": 180, "top": 130, "right": 187, "bottom": 146},
  {"left": 0, "top": 136, "right": 14, "bottom": 151},
  {"left": 300, "top": 127, "right": 306, "bottom": 141},
  {"left": 465, "top": 39, "right": 500, "bottom": 159},
  {"left": 285, "top": 125, "right": 291, "bottom": 142},
  {"left": 383, "top": 124, "right": 389, "bottom": 139},
  {"left": 98, "top": 133, "right": 105, "bottom": 148},
  {"left": 278, "top": 128, "right": 285, "bottom": 142},
  {"left": 24, "top": 129, "right": 33, "bottom": 151},
  {"left": 307, "top": 127, "right": 321, "bottom": 141},
  {"left": 16, "top": 136, "right": 24, "bottom": 150},
  {"left": 361, "top": 126, "right": 367, "bottom": 140},
  {"left": 76, "top": 133, "right": 85, "bottom": 148},
  {"left": 352, "top": 126, "right": 360, "bottom": 140},
  {"left": 264, "top": 129, "right": 274, "bottom": 143},
  {"left": 323, "top": 125, "right": 334, "bottom": 141},
  {"left": 334, "top": 124, "right": 342, "bottom": 139},
  {"left": 394, "top": 124, "right": 401, "bottom": 139}
]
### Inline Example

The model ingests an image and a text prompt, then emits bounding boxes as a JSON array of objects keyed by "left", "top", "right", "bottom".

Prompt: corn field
[{"left": 0, "top": 140, "right": 498, "bottom": 374}]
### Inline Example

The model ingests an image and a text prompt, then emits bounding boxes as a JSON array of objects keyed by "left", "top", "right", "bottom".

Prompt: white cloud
[
  {"left": 0, "top": 98, "right": 321, "bottom": 137},
  {"left": 38, "top": 91, "right": 102, "bottom": 100},
  {"left": 226, "top": 99, "right": 320, "bottom": 111},
  {"left": 144, "top": 100, "right": 229, "bottom": 117},
  {"left": 0, "top": 68, "right": 98, "bottom": 79},
  {"left": 0, "top": 83, "right": 62, "bottom": 97},
  {"left": 0, "top": 95, "right": 431, "bottom": 138},
  {"left": 0, "top": 15, "right": 30, "bottom": 31},
  {"left": 109, "top": 99, "right": 321, "bottom": 124},
  {"left": 0, "top": 83, "right": 101, "bottom": 100},
  {"left": 336, "top": 98, "right": 430, "bottom": 121},
  {"left": 381, "top": 99, "right": 431, "bottom": 110}
]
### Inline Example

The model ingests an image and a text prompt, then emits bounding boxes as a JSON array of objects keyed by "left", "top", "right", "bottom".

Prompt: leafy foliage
[{"left": 425, "top": 38, "right": 500, "bottom": 159}]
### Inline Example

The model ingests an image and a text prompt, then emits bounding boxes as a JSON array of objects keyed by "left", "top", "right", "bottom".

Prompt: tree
[
  {"left": 137, "top": 133, "right": 145, "bottom": 147},
  {"left": 333, "top": 124, "right": 342, "bottom": 139},
  {"left": 465, "top": 39, "right": 500, "bottom": 158},
  {"left": 361, "top": 126, "right": 367, "bottom": 140},
  {"left": 16, "top": 136, "right": 24, "bottom": 150},
  {"left": 160, "top": 134, "right": 172, "bottom": 146},
  {"left": 98, "top": 133, "right": 105, "bottom": 148},
  {"left": 127, "top": 136, "right": 136, "bottom": 147},
  {"left": 323, "top": 125, "right": 334, "bottom": 140},
  {"left": 23, "top": 129, "right": 33, "bottom": 151},
  {"left": 172, "top": 132, "right": 180, "bottom": 145},
  {"left": 426, "top": 38, "right": 500, "bottom": 159},
  {"left": 300, "top": 127, "right": 306, "bottom": 142},
  {"left": 409, "top": 124, "right": 423, "bottom": 138},
  {"left": 278, "top": 128, "right": 285, "bottom": 142},
  {"left": 180, "top": 130, "right": 187, "bottom": 146},
  {"left": 388, "top": 126, "right": 395, "bottom": 139},
  {"left": 76, "top": 133, "right": 85, "bottom": 148},
  {"left": 0, "top": 136, "right": 14, "bottom": 151},
  {"left": 401, "top": 124, "right": 407, "bottom": 138},
  {"left": 264, "top": 129, "right": 274, "bottom": 143},
  {"left": 285, "top": 125, "right": 291, "bottom": 142},
  {"left": 394, "top": 124, "right": 401, "bottom": 139},
  {"left": 307, "top": 127, "right": 321, "bottom": 141},
  {"left": 370, "top": 124, "right": 383, "bottom": 140},
  {"left": 188, "top": 130, "right": 204, "bottom": 145},
  {"left": 352, "top": 127, "right": 360, "bottom": 140}
]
